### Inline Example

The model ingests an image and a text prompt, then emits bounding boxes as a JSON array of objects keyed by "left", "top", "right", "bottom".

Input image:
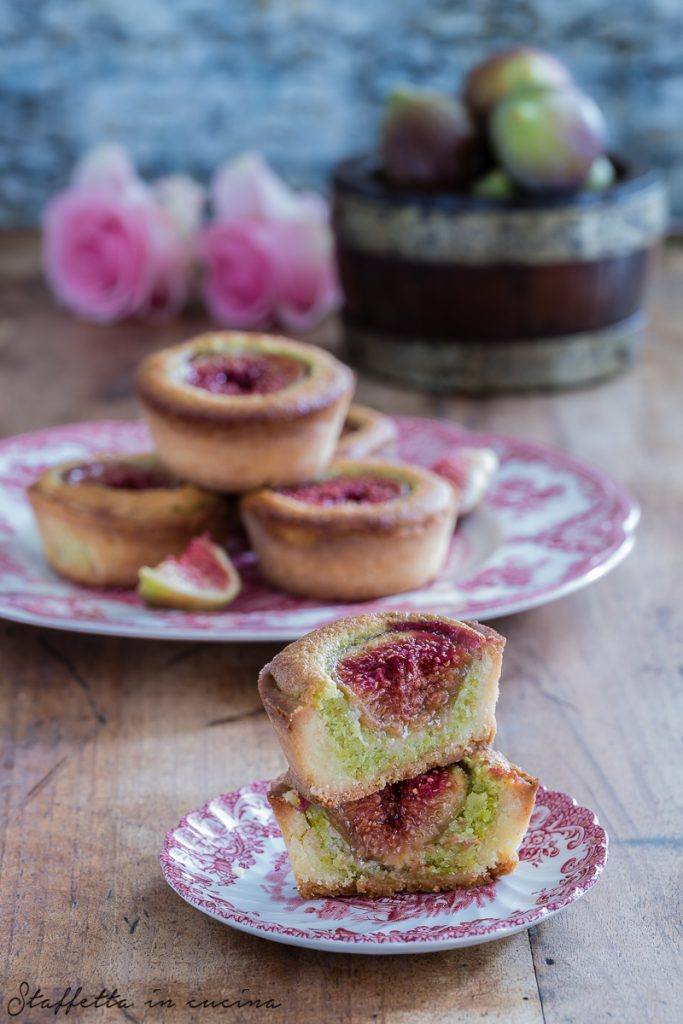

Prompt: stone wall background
[{"left": 1, "top": 0, "right": 682, "bottom": 225}]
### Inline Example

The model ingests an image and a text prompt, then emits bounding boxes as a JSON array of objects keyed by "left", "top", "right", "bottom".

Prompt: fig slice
[
  {"left": 328, "top": 765, "right": 469, "bottom": 868},
  {"left": 434, "top": 447, "right": 499, "bottom": 516},
  {"left": 336, "top": 621, "right": 481, "bottom": 733},
  {"left": 138, "top": 534, "right": 240, "bottom": 611}
]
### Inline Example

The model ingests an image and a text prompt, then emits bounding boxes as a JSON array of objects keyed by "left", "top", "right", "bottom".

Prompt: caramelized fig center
[
  {"left": 336, "top": 621, "right": 481, "bottom": 730},
  {"left": 63, "top": 460, "right": 177, "bottom": 490},
  {"left": 280, "top": 476, "right": 405, "bottom": 507},
  {"left": 186, "top": 353, "right": 305, "bottom": 395},
  {"left": 330, "top": 765, "right": 468, "bottom": 866}
]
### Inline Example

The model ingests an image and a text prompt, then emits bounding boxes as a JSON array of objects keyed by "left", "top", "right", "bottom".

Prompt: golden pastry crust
[
  {"left": 335, "top": 404, "right": 399, "bottom": 459},
  {"left": 135, "top": 331, "right": 355, "bottom": 492},
  {"left": 28, "top": 454, "right": 232, "bottom": 587},
  {"left": 240, "top": 459, "right": 457, "bottom": 600},
  {"left": 258, "top": 612, "right": 504, "bottom": 806},
  {"left": 268, "top": 749, "right": 539, "bottom": 898}
]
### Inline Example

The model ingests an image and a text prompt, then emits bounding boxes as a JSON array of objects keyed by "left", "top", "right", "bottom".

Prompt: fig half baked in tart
[
  {"left": 269, "top": 749, "right": 538, "bottom": 897},
  {"left": 135, "top": 332, "right": 355, "bottom": 492},
  {"left": 258, "top": 612, "right": 504, "bottom": 805},
  {"left": 28, "top": 454, "right": 231, "bottom": 587},
  {"left": 241, "top": 459, "right": 456, "bottom": 601},
  {"left": 335, "top": 404, "right": 399, "bottom": 459}
]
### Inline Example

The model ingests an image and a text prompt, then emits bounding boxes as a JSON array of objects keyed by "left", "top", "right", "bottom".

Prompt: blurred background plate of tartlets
[{"left": 0, "top": 415, "right": 639, "bottom": 640}]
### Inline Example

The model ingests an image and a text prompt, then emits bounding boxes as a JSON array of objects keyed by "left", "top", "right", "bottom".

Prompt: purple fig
[
  {"left": 472, "top": 168, "right": 516, "bottom": 200},
  {"left": 380, "top": 86, "right": 482, "bottom": 188},
  {"left": 585, "top": 155, "right": 616, "bottom": 191},
  {"left": 464, "top": 47, "right": 573, "bottom": 120},
  {"left": 490, "top": 86, "right": 607, "bottom": 193}
]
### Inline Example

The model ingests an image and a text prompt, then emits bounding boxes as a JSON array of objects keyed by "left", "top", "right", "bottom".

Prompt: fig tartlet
[
  {"left": 241, "top": 459, "right": 456, "bottom": 601},
  {"left": 269, "top": 749, "right": 538, "bottom": 897},
  {"left": 135, "top": 332, "right": 355, "bottom": 492},
  {"left": 335, "top": 404, "right": 398, "bottom": 459},
  {"left": 258, "top": 612, "right": 504, "bottom": 805},
  {"left": 28, "top": 454, "right": 231, "bottom": 587}
]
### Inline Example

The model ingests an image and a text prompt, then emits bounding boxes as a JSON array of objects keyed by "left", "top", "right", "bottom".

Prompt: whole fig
[
  {"left": 490, "top": 86, "right": 607, "bottom": 193},
  {"left": 585, "top": 155, "right": 616, "bottom": 191},
  {"left": 380, "top": 85, "right": 482, "bottom": 188},
  {"left": 472, "top": 168, "right": 516, "bottom": 200},
  {"left": 464, "top": 46, "right": 573, "bottom": 120}
]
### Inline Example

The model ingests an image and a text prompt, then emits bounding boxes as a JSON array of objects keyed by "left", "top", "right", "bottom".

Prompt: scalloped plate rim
[
  {"left": 0, "top": 417, "right": 639, "bottom": 641},
  {"left": 159, "top": 780, "right": 609, "bottom": 954}
]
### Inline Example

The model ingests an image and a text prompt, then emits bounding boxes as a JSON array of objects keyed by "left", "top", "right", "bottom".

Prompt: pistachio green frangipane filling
[
  {"left": 302, "top": 758, "right": 501, "bottom": 879},
  {"left": 317, "top": 663, "right": 483, "bottom": 780}
]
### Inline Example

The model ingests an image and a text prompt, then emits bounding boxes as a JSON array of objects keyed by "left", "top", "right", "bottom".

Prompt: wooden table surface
[{"left": 0, "top": 233, "right": 681, "bottom": 1024}]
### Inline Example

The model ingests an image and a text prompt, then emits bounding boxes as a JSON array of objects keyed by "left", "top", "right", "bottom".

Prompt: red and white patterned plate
[
  {"left": 0, "top": 417, "right": 638, "bottom": 641},
  {"left": 160, "top": 781, "right": 608, "bottom": 954}
]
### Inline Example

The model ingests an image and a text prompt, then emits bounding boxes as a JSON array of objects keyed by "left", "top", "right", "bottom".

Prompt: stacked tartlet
[
  {"left": 28, "top": 330, "right": 498, "bottom": 606},
  {"left": 260, "top": 611, "right": 538, "bottom": 897}
]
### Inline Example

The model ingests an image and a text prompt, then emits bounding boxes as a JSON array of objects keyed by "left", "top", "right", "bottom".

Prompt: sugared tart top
[
  {"left": 242, "top": 459, "right": 454, "bottom": 526},
  {"left": 135, "top": 331, "right": 355, "bottom": 423},
  {"left": 335, "top": 404, "right": 399, "bottom": 459}
]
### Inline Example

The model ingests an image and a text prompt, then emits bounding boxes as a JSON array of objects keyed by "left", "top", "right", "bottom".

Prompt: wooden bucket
[{"left": 332, "top": 155, "right": 667, "bottom": 392}]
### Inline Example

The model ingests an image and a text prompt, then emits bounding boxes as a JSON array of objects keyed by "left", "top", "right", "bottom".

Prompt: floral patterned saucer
[
  {"left": 0, "top": 417, "right": 638, "bottom": 640},
  {"left": 160, "top": 780, "right": 608, "bottom": 954}
]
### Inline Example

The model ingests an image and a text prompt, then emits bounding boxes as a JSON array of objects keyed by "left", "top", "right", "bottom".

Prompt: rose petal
[
  {"left": 72, "top": 143, "right": 141, "bottom": 196},
  {"left": 211, "top": 153, "right": 303, "bottom": 223}
]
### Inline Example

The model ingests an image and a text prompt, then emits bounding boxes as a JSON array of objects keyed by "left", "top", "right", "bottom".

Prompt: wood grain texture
[{"left": 0, "top": 231, "right": 682, "bottom": 1023}]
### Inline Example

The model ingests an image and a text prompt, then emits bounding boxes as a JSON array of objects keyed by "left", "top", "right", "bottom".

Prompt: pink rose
[
  {"left": 270, "top": 218, "right": 341, "bottom": 332},
  {"left": 44, "top": 189, "right": 157, "bottom": 322},
  {"left": 198, "top": 219, "right": 277, "bottom": 328},
  {"left": 43, "top": 140, "right": 196, "bottom": 324},
  {"left": 43, "top": 187, "right": 188, "bottom": 324},
  {"left": 203, "top": 153, "right": 340, "bottom": 331}
]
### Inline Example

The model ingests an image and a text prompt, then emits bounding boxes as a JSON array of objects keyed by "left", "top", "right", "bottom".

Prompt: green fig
[
  {"left": 138, "top": 534, "right": 241, "bottom": 611},
  {"left": 490, "top": 86, "right": 607, "bottom": 193},
  {"left": 585, "top": 155, "right": 616, "bottom": 191},
  {"left": 472, "top": 168, "right": 517, "bottom": 199},
  {"left": 464, "top": 46, "right": 573, "bottom": 120},
  {"left": 380, "top": 85, "right": 482, "bottom": 188}
]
